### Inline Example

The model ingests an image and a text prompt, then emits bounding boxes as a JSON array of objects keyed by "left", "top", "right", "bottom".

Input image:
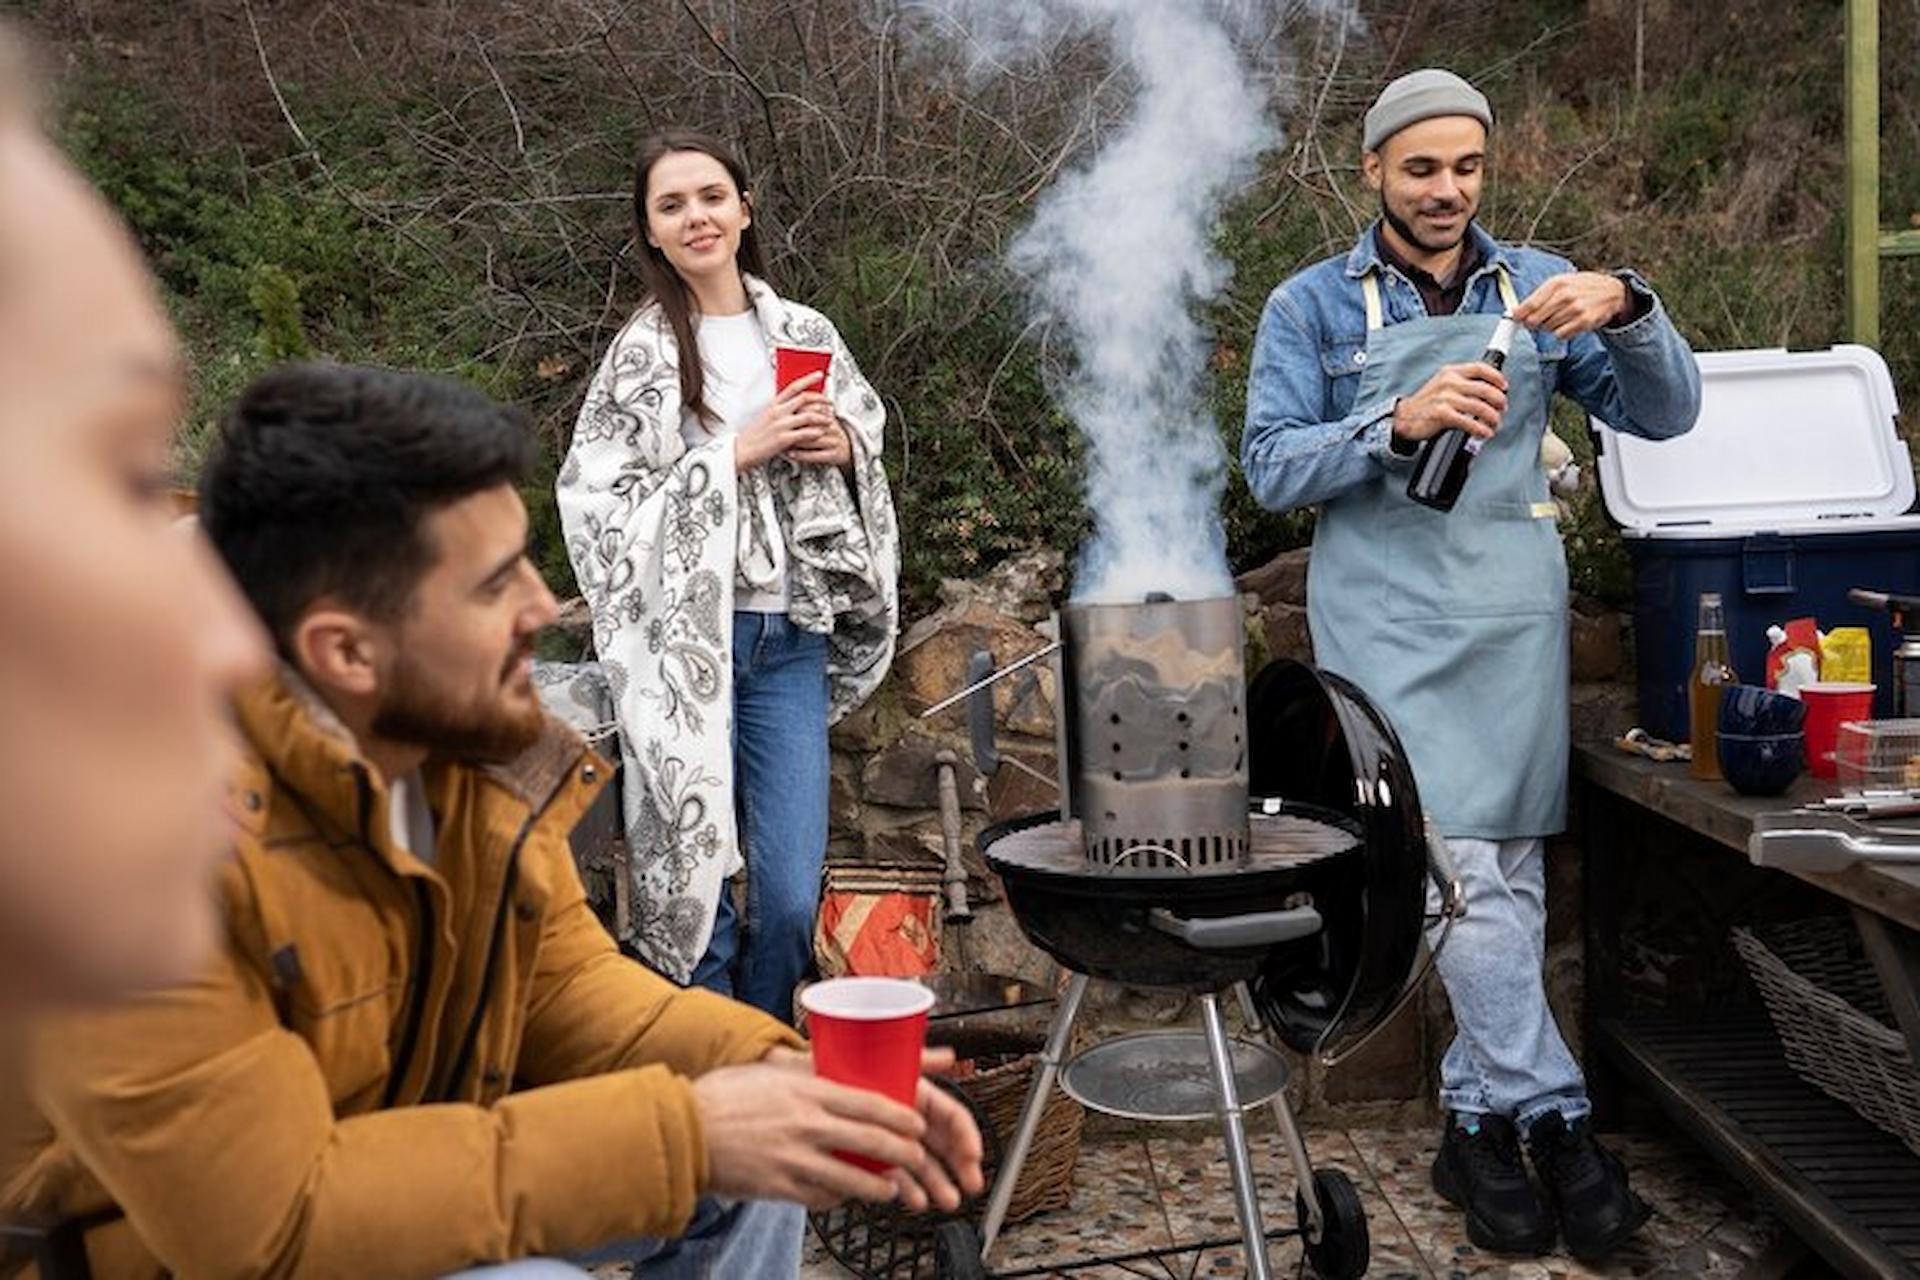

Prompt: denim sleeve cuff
[
  {"left": 1358, "top": 401, "right": 1412, "bottom": 467},
  {"left": 1598, "top": 269, "right": 1666, "bottom": 346}
]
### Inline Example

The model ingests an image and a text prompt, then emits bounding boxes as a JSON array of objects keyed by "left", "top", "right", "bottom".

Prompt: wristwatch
[{"left": 1607, "top": 269, "right": 1655, "bottom": 327}]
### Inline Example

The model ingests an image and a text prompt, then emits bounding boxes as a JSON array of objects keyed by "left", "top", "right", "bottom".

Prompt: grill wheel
[{"left": 1300, "top": 1168, "right": 1371, "bottom": 1279}]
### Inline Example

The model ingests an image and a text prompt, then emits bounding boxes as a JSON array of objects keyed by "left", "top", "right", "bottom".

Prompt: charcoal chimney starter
[{"left": 1056, "top": 595, "right": 1250, "bottom": 870}]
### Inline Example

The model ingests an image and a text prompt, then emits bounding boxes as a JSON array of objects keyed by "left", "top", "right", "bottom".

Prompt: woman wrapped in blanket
[{"left": 557, "top": 129, "right": 899, "bottom": 1021}]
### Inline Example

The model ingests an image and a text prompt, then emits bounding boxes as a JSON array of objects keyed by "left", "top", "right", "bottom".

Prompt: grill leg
[
  {"left": 1200, "top": 992, "right": 1274, "bottom": 1280},
  {"left": 1232, "top": 979, "right": 1263, "bottom": 1032},
  {"left": 978, "top": 971, "right": 1089, "bottom": 1259},
  {"left": 1234, "top": 981, "right": 1323, "bottom": 1235}
]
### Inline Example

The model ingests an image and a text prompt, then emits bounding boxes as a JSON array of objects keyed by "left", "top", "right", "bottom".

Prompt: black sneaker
[
  {"left": 1430, "top": 1112, "right": 1555, "bottom": 1255},
  {"left": 1525, "top": 1112, "right": 1652, "bottom": 1262}
]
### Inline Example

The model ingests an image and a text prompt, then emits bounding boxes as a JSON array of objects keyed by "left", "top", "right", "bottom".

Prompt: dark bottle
[{"left": 1405, "top": 314, "right": 1520, "bottom": 512}]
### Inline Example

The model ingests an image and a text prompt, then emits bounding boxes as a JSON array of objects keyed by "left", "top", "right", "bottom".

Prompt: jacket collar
[
  {"left": 1344, "top": 220, "right": 1515, "bottom": 283},
  {"left": 230, "top": 665, "right": 598, "bottom": 848}
]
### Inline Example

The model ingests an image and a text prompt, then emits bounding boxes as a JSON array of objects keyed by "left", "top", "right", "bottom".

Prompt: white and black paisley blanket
[{"left": 556, "top": 275, "right": 899, "bottom": 981}]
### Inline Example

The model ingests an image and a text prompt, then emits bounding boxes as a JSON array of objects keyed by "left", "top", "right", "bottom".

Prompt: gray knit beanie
[{"left": 1363, "top": 69, "right": 1492, "bottom": 152}]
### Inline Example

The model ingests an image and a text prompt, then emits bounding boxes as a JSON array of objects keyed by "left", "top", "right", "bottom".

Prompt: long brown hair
[{"left": 631, "top": 129, "right": 771, "bottom": 427}]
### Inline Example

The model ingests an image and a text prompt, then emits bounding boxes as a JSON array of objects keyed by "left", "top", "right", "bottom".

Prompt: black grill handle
[
  {"left": 1425, "top": 823, "right": 1467, "bottom": 921},
  {"left": 1148, "top": 905, "right": 1322, "bottom": 950}
]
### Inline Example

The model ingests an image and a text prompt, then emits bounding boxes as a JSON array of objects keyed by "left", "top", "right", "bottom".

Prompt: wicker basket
[
  {"left": 957, "top": 1047, "right": 1085, "bottom": 1222},
  {"left": 808, "top": 1045, "right": 1085, "bottom": 1280},
  {"left": 1731, "top": 917, "right": 1920, "bottom": 1157}
]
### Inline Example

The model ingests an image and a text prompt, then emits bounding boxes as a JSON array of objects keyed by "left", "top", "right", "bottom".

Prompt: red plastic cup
[
  {"left": 774, "top": 345, "right": 833, "bottom": 395},
  {"left": 1801, "top": 681, "right": 1875, "bottom": 779},
  {"left": 800, "top": 977, "right": 933, "bottom": 1172}
]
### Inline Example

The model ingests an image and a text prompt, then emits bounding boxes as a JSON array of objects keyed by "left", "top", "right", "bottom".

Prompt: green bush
[{"left": 33, "top": 0, "right": 1917, "bottom": 623}]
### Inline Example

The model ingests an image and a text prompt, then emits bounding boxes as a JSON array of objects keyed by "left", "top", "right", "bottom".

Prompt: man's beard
[
  {"left": 371, "top": 643, "right": 544, "bottom": 764},
  {"left": 1382, "top": 194, "right": 1472, "bottom": 254}
]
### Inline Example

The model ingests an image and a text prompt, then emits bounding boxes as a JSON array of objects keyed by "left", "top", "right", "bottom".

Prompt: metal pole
[
  {"left": 917, "top": 641, "right": 1061, "bottom": 719},
  {"left": 979, "top": 972, "right": 1089, "bottom": 1259},
  {"left": 1200, "top": 993, "right": 1274, "bottom": 1280},
  {"left": 1845, "top": 0, "right": 1880, "bottom": 347}
]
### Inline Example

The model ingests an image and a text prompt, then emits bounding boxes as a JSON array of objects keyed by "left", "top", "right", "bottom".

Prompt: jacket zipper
[
  {"left": 383, "top": 881, "right": 438, "bottom": 1108},
  {"left": 435, "top": 761, "right": 578, "bottom": 1102},
  {"left": 434, "top": 827, "right": 527, "bottom": 1101}
]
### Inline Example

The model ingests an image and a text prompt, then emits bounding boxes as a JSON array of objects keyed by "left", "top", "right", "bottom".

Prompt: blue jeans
[
  {"left": 443, "top": 1198, "right": 805, "bottom": 1279},
  {"left": 691, "top": 612, "right": 830, "bottom": 1023},
  {"left": 1426, "top": 836, "right": 1590, "bottom": 1132}
]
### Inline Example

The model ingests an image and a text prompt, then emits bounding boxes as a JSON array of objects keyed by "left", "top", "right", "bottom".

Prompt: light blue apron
[{"left": 1306, "top": 267, "right": 1570, "bottom": 838}]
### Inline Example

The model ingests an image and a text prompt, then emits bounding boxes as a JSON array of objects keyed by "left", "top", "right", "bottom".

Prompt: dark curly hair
[{"left": 198, "top": 361, "right": 537, "bottom": 651}]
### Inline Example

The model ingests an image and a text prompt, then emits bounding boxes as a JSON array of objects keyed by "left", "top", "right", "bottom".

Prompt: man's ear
[
  {"left": 289, "top": 604, "right": 384, "bottom": 700},
  {"left": 1361, "top": 150, "right": 1383, "bottom": 192}
]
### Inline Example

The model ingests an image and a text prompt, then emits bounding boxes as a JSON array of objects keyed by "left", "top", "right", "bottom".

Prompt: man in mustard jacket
[{"left": 3, "top": 362, "right": 980, "bottom": 1279}]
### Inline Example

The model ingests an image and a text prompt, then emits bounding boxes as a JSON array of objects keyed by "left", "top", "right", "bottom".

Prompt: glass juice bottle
[{"left": 1689, "top": 593, "right": 1737, "bottom": 781}]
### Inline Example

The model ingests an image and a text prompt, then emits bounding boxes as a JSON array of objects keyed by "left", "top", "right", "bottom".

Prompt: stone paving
[{"left": 784, "top": 1114, "right": 1798, "bottom": 1279}]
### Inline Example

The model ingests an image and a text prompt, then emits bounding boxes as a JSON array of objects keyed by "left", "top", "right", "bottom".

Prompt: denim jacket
[{"left": 1242, "top": 222, "right": 1701, "bottom": 514}]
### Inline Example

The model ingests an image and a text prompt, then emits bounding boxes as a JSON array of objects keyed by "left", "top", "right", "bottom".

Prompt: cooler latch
[{"left": 1741, "top": 532, "right": 1795, "bottom": 596}]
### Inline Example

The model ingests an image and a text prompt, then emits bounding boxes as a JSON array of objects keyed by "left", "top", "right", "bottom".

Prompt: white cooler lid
[{"left": 1594, "top": 344, "right": 1912, "bottom": 538}]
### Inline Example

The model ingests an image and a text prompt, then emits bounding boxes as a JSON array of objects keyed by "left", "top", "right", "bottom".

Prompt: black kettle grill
[{"left": 928, "top": 597, "right": 1462, "bottom": 1280}]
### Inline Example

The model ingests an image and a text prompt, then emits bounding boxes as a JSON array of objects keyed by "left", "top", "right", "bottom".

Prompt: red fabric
[{"left": 816, "top": 889, "right": 939, "bottom": 977}]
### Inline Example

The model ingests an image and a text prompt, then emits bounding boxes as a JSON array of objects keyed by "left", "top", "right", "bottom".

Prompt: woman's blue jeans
[{"left": 690, "top": 612, "right": 830, "bottom": 1023}]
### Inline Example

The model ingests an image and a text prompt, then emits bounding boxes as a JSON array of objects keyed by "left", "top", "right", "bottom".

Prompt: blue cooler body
[
  {"left": 1596, "top": 345, "right": 1919, "bottom": 743},
  {"left": 1626, "top": 527, "right": 1920, "bottom": 741}
]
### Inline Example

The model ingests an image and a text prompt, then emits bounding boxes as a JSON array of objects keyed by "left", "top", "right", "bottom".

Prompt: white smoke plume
[{"left": 914, "top": 0, "right": 1298, "bottom": 604}]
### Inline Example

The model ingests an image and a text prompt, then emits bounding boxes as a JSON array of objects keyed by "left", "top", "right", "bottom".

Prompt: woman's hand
[
  {"left": 789, "top": 419, "right": 855, "bottom": 471},
  {"left": 734, "top": 372, "right": 834, "bottom": 472}
]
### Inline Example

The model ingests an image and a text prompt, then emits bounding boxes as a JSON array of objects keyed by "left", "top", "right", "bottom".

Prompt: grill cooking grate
[{"left": 989, "top": 811, "right": 1358, "bottom": 878}]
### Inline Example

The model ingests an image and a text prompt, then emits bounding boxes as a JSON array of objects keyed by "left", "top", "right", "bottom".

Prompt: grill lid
[{"left": 1244, "top": 659, "right": 1429, "bottom": 1059}]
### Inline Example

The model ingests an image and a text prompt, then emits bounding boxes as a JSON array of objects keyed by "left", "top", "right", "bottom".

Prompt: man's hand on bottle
[
  {"left": 1390, "top": 361, "right": 1508, "bottom": 444},
  {"left": 1511, "top": 271, "right": 1633, "bottom": 338}
]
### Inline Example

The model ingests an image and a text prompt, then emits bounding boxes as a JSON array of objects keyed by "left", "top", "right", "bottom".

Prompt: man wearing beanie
[{"left": 1241, "top": 68, "right": 1701, "bottom": 1261}]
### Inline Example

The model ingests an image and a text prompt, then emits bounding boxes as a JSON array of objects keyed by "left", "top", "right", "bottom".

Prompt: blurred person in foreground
[
  {"left": 1, "top": 24, "right": 267, "bottom": 1271},
  {"left": 4, "top": 359, "right": 981, "bottom": 1278},
  {"left": 0, "top": 23, "right": 267, "bottom": 1017}
]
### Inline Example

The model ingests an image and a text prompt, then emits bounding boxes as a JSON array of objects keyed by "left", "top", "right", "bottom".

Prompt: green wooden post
[{"left": 1846, "top": 0, "right": 1879, "bottom": 347}]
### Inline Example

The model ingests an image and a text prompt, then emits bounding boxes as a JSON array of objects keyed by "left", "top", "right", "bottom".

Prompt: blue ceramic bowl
[
  {"left": 1718, "top": 684, "right": 1807, "bottom": 737},
  {"left": 1716, "top": 731, "right": 1805, "bottom": 797}
]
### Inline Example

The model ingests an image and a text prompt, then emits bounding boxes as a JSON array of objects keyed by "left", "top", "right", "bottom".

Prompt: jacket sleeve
[
  {"left": 1551, "top": 267, "right": 1701, "bottom": 441},
  {"left": 31, "top": 928, "right": 725, "bottom": 1279},
  {"left": 516, "top": 837, "right": 804, "bottom": 1085},
  {"left": 1241, "top": 283, "right": 1407, "bottom": 514}
]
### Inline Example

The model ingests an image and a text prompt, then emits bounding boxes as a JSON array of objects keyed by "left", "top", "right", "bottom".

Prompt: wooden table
[
  {"left": 1574, "top": 746, "right": 1920, "bottom": 934},
  {"left": 1573, "top": 744, "right": 1920, "bottom": 1279}
]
